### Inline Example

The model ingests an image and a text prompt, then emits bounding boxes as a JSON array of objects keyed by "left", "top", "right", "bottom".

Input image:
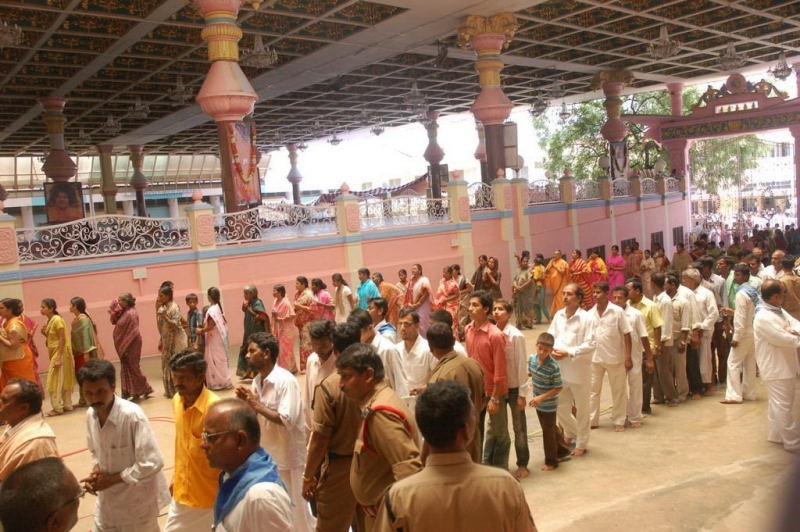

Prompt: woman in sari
[
  {"left": 69, "top": 296, "right": 99, "bottom": 406},
  {"left": 433, "top": 265, "right": 460, "bottom": 335},
  {"left": 331, "top": 273, "right": 357, "bottom": 323},
  {"left": 311, "top": 278, "right": 336, "bottom": 322},
  {"left": 293, "top": 276, "right": 315, "bottom": 372},
  {"left": 587, "top": 251, "right": 608, "bottom": 288},
  {"left": 545, "top": 249, "right": 569, "bottom": 317},
  {"left": 531, "top": 254, "right": 550, "bottom": 324},
  {"left": 568, "top": 250, "right": 594, "bottom": 310},
  {"left": 640, "top": 249, "right": 656, "bottom": 298},
  {"left": 239, "top": 284, "right": 270, "bottom": 379},
  {"left": 197, "top": 286, "right": 232, "bottom": 391},
  {"left": 0, "top": 298, "right": 37, "bottom": 390},
  {"left": 272, "top": 284, "right": 298, "bottom": 373},
  {"left": 653, "top": 248, "right": 670, "bottom": 273},
  {"left": 40, "top": 299, "right": 76, "bottom": 416},
  {"left": 109, "top": 293, "right": 153, "bottom": 401},
  {"left": 606, "top": 244, "right": 627, "bottom": 292},
  {"left": 483, "top": 257, "right": 503, "bottom": 300},
  {"left": 157, "top": 285, "right": 188, "bottom": 397},
  {"left": 512, "top": 254, "right": 536, "bottom": 329}
]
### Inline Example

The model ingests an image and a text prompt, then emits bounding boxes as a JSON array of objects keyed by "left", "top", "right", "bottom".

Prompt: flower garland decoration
[{"left": 228, "top": 121, "right": 257, "bottom": 185}]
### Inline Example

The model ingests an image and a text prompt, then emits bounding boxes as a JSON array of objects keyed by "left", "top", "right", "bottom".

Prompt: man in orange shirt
[{"left": 165, "top": 350, "right": 221, "bottom": 531}]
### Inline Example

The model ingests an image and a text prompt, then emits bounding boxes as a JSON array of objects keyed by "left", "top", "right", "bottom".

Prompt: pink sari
[
  {"left": 272, "top": 297, "right": 297, "bottom": 372},
  {"left": 433, "top": 278, "right": 459, "bottom": 335},
  {"left": 313, "top": 289, "right": 335, "bottom": 321},
  {"left": 294, "top": 288, "right": 315, "bottom": 371},
  {"left": 410, "top": 276, "right": 433, "bottom": 338},
  {"left": 203, "top": 304, "right": 232, "bottom": 390},
  {"left": 606, "top": 254, "right": 627, "bottom": 291}
]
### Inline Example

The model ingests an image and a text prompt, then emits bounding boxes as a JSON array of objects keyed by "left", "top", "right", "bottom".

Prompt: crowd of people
[{"left": 1, "top": 227, "right": 800, "bottom": 531}]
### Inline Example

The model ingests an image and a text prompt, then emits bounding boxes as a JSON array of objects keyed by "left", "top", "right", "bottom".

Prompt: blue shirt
[
  {"left": 528, "top": 354, "right": 562, "bottom": 412},
  {"left": 357, "top": 279, "right": 380, "bottom": 309}
]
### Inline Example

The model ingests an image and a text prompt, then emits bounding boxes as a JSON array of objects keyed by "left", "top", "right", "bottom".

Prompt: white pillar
[
  {"left": 167, "top": 197, "right": 180, "bottom": 218},
  {"left": 209, "top": 195, "right": 223, "bottom": 214},
  {"left": 122, "top": 200, "right": 135, "bottom": 216},
  {"left": 20, "top": 206, "right": 34, "bottom": 228}
]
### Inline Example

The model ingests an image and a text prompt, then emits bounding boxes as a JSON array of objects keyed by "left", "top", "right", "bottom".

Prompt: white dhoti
[
  {"left": 626, "top": 366, "right": 644, "bottom": 424},
  {"left": 699, "top": 329, "right": 713, "bottom": 383},
  {"left": 164, "top": 498, "right": 213, "bottom": 532},
  {"left": 93, "top": 518, "right": 160, "bottom": 532},
  {"left": 725, "top": 335, "right": 757, "bottom": 402},
  {"left": 763, "top": 378, "right": 800, "bottom": 453},
  {"left": 279, "top": 466, "right": 317, "bottom": 532},
  {"left": 556, "top": 380, "right": 592, "bottom": 450}
]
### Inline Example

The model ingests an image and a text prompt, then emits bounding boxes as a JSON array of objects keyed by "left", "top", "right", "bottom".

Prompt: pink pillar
[
  {"left": 423, "top": 110, "right": 445, "bottom": 198},
  {"left": 128, "top": 145, "right": 148, "bottom": 217},
  {"left": 794, "top": 63, "right": 800, "bottom": 98},
  {"left": 39, "top": 96, "right": 77, "bottom": 183},
  {"left": 666, "top": 82, "right": 684, "bottom": 117},
  {"left": 286, "top": 143, "right": 303, "bottom": 205},
  {"left": 599, "top": 81, "right": 629, "bottom": 180},
  {"left": 195, "top": 0, "right": 257, "bottom": 213},
  {"left": 790, "top": 125, "right": 800, "bottom": 228}
]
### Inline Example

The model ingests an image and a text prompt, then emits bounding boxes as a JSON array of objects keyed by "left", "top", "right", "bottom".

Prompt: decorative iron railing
[
  {"left": 640, "top": 177, "right": 658, "bottom": 195},
  {"left": 214, "top": 204, "right": 337, "bottom": 244},
  {"left": 666, "top": 177, "right": 680, "bottom": 193},
  {"left": 467, "top": 182, "right": 494, "bottom": 210},
  {"left": 360, "top": 196, "right": 449, "bottom": 230},
  {"left": 527, "top": 180, "right": 561, "bottom": 204},
  {"left": 575, "top": 180, "right": 600, "bottom": 201},
  {"left": 612, "top": 178, "right": 630, "bottom": 197},
  {"left": 16, "top": 215, "right": 191, "bottom": 265}
]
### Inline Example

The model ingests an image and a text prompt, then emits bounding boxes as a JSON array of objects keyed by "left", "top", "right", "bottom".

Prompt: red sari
[
  {"left": 433, "top": 277, "right": 460, "bottom": 335},
  {"left": 569, "top": 258, "right": 595, "bottom": 309}
]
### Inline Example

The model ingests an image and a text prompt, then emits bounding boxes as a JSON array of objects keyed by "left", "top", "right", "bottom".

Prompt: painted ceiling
[{"left": 0, "top": 0, "right": 798, "bottom": 156}]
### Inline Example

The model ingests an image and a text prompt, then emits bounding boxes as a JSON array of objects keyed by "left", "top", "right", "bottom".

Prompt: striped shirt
[{"left": 528, "top": 354, "right": 562, "bottom": 412}]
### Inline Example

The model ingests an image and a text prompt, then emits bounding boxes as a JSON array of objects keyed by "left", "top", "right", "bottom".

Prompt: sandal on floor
[{"left": 46, "top": 410, "right": 63, "bottom": 417}]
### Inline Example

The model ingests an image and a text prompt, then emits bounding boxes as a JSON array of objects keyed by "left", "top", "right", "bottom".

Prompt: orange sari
[{"left": 0, "top": 317, "right": 37, "bottom": 389}]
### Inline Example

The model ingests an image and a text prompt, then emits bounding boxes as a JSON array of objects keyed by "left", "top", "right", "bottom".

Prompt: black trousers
[{"left": 686, "top": 344, "right": 704, "bottom": 395}]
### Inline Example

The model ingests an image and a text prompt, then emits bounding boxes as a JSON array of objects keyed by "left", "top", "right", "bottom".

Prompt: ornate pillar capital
[{"left": 39, "top": 96, "right": 76, "bottom": 183}]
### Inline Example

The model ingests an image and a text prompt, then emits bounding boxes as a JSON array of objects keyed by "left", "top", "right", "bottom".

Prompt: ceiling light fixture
[
  {"left": 102, "top": 115, "right": 122, "bottom": 136},
  {"left": 647, "top": 25, "right": 680, "bottom": 60},
  {"left": 768, "top": 52, "right": 792, "bottom": 81},
  {"left": 0, "top": 19, "right": 23, "bottom": 49},
  {"left": 129, "top": 97, "right": 150, "bottom": 119},
  {"left": 529, "top": 95, "right": 549, "bottom": 117},
  {"left": 77, "top": 128, "right": 91, "bottom": 142},
  {"left": 404, "top": 79, "right": 428, "bottom": 120},
  {"left": 558, "top": 102, "right": 571, "bottom": 122},
  {"left": 719, "top": 42, "right": 746, "bottom": 71},
  {"left": 328, "top": 133, "right": 342, "bottom": 146},
  {"left": 370, "top": 123, "right": 385, "bottom": 136},
  {"left": 168, "top": 77, "right": 194, "bottom": 104},
  {"left": 241, "top": 35, "right": 278, "bottom": 69}
]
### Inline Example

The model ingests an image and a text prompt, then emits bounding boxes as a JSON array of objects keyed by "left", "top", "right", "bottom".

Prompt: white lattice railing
[
  {"left": 214, "top": 204, "right": 337, "bottom": 244},
  {"left": 612, "top": 178, "right": 630, "bottom": 197},
  {"left": 16, "top": 215, "right": 191, "bottom": 265},
  {"left": 666, "top": 177, "right": 680, "bottom": 193},
  {"left": 360, "top": 196, "right": 449, "bottom": 230},
  {"left": 527, "top": 180, "right": 561, "bottom": 204},
  {"left": 575, "top": 180, "right": 600, "bottom": 201},
  {"left": 640, "top": 177, "right": 658, "bottom": 195},
  {"left": 467, "top": 182, "right": 494, "bottom": 210}
]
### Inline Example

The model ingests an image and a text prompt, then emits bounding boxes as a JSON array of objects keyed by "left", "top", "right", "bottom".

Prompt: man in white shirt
[
  {"left": 236, "top": 333, "right": 315, "bottom": 532},
  {"left": 682, "top": 268, "right": 719, "bottom": 396},
  {"left": 493, "top": 299, "right": 531, "bottom": 477},
  {"left": 746, "top": 255, "right": 764, "bottom": 290},
  {"left": 548, "top": 283, "right": 595, "bottom": 455},
  {"left": 760, "top": 250, "right": 786, "bottom": 280},
  {"left": 303, "top": 320, "right": 336, "bottom": 430},
  {"left": 722, "top": 264, "right": 759, "bottom": 404},
  {"left": 202, "top": 398, "right": 293, "bottom": 531},
  {"left": 612, "top": 286, "right": 652, "bottom": 428},
  {"left": 651, "top": 273, "right": 678, "bottom": 406},
  {"left": 78, "top": 359, "right": 169, "bottom": 532},
  {"left": 349, "top": 308, "right": 407, "bottom": 396},
  {"left": 589, "top": 282, "right": 631, "bottom": 432},
  {"left": 753, "top": 279, "right": 800, "bottom": 453},
  {"left": 395, "top": 308, "right": 437, "bottom": 397},
  {"left": 430, "top": 309, "right": 468, "bottom": 356},
  {"left": 665, "top": 273, "right": 692, "bottom": 402}
]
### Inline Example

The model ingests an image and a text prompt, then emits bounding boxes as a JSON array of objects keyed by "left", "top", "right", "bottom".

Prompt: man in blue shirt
[{"left": 356, "top": 268, "right": 380, "bottom": 310}]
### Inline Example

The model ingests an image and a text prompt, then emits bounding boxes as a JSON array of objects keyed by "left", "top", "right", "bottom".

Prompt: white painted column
[
  {"left": 20, "top": 206, "right": 34, "bottom": 228},
  {"left": 167, "top": 197, "right": 180, "bottom": 218}
]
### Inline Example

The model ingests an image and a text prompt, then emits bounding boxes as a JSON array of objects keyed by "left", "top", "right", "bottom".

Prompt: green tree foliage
[{"left": 531, "top": 85, "right": 767, "bottom": 192}]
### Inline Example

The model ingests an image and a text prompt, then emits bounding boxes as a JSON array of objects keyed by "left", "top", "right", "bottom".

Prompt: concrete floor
[{"left": 44, "top": 324, "right": 799, "bottom": 531}]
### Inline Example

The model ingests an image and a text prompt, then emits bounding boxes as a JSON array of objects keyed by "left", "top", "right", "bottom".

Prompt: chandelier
[
  {"left": 0, "top": 19, "right": 23, "bottom": 49},
  {"left": 168, "top": 77, "right": 194, "bottom": 103},
  {"left": 102, "top": 115, "right": 122, "bottom": 136},
  {"left": 648, "top": 26, "right": 680, "bottom": 60},
  {"left": 528, "top": 95, "right": 548, "bottom": 117},
  {"left": 241, "top": 35, "right": 278, "bottom": 69},
  {"left": 328, "top": 133, "right": 342, "bottom": 146},
  {"left": 370, "top": 123, "right": 385, "bottom": 136},
  {"left": 719, "top": 42, "right": 746, "bottom": 71},
  {"left": 558, "top": 102, "right": 571, "bottom": 121},
  {"left": 297, "top": 141, "right": 308, "bottom": 151},
  {"left": 768, "top": 52, "right": 792, "bottom": 81},
  {"left": 77, "top": 128, "right": 91, "bottom": 142},
  {"left": 129, "top": 97, "right": 150, "bottom": 119},
  {"left": 404, "top": 79, "right": 428, "bottom": 120}
]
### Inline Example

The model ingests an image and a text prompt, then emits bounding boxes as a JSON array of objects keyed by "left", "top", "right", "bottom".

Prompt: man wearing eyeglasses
[
  {"left": 0, "top": 457, "right": 83, "bottom": 532},
  {"left": 165, "top": 350, "right": 221, "bottom": 531},
  {"left": 201, "top": 398, "right": 293, "bottom": 531},
  {"left": 78, "top": 359, "right": 169, "bottom": 532}
]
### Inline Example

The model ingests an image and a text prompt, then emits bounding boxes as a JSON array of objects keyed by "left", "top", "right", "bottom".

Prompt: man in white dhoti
[{"left": 722, "top": 264, "right": 759, "bottom": 404}]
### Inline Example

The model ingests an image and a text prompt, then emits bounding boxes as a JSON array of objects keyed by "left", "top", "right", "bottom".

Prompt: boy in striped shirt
[{"left": 526, "top": 332, "right": 570, "bottom": 471}]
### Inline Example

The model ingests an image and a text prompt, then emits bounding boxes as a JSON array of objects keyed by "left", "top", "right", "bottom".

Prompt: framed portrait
[{"left": 45, "top": 182, "right": 85, "bottom": 224}]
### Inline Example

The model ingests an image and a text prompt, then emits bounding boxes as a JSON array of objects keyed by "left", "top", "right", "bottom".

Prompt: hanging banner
[{"left": 227, "top": 121, "right": 262, "bottom": 207}]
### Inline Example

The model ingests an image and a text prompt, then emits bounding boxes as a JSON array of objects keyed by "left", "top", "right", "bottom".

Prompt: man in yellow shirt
[
  {"left": 625, "top": 278, "right": 663, "bottom": 415},
  {"left": 165, "top": 349, "right": 221, "bottom": 531}
]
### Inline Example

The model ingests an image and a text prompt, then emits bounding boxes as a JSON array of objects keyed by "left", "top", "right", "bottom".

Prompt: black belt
[{"left": 328, "top": 451, "right": 352, "bottom": 460}]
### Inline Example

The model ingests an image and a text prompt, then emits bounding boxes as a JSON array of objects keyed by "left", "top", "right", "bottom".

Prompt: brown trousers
[{"left": 315, "top": 455, "right": 361, "bottom": 532}]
